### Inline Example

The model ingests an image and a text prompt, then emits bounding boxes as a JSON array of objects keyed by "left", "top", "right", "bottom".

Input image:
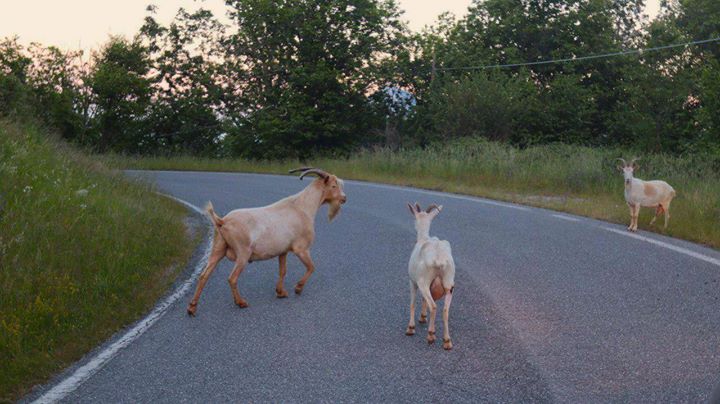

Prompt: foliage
[
  {"left": 0, "top": 0, "right": 719, "bottom": 155},
  {"left": 140, "top": 5, "right": 227, "bottom": 155},
  {"left": 0, "top": 120, "right": 194, "bottom": 401},
  {"left": 222, "top": 0, "right": 405, "bottom": 158},
  {"left": 89, "top": 37, "right": 152, "bottom": 153},
  {"left": 395, "top": 0, "right": 719, "bottom": 152},
  {"left": 0, "top": 38, "right": 32, "bottom": 117},
  {"left": 422, "top": 71, "right": 538, "bottom": 144}
]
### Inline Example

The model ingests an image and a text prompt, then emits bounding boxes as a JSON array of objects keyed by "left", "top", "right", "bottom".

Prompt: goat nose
[{"left": 341, "top": 196, "right": 347, "bottom": 204}]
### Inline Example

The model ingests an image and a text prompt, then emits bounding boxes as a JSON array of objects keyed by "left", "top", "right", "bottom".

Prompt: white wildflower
[
  {"left": 75, "top": 189, "right": 89, "bottom": 197},
  {"left": 23, "top": 185, "right": 32, "bottom": 193}
]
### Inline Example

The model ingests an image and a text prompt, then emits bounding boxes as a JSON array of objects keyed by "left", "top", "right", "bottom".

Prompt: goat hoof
[
  {"left": 187, "top": 303, "right": 197, "bottom": 316},
  {"left": 427, "top": 333, "right": 436, "bottom": 344},
  {"left": 294, "top": 285, "right": 304, "bottom": 295},
  {"left": 418, "top": 316, "right": 427, "bottom": 324},
  {"left": 405, "top": 326, "right": 415, "bottom": 336},
  {"left": 276, "top": 289, "right": 289, "bottom": 298},
  {"left": 443, "top": 339, "right": 453, "bottom": 350},
  {"left": 235, "top": 300, "right": 249, "bottom": 308}
]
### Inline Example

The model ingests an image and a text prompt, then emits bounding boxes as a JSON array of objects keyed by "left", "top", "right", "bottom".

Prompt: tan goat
[
  {"left": 617, "top": 158, "right": 676, "bottom": 232},
  {"left": 186, "top": 167, "right": 347, "bottom": 316}
]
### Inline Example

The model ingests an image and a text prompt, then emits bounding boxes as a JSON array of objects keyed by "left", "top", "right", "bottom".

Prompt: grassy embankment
[
  {"left": 0, "top": 121, "right": 196, "bottom": 402},
  {"left": 107, "top": 137, "right": 720, "bottom": 249}
]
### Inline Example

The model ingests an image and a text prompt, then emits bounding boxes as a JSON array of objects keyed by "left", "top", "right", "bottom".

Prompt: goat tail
[{"left": 205, "top": 201, "right": 224, "bottom": 228}]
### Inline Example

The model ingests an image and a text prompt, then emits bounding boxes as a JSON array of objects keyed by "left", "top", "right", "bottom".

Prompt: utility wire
[{"left": 435, "top": 37, "right": 720, "bottom": 71}]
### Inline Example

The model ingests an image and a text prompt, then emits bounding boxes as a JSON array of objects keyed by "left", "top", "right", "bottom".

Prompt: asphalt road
[{"left": 30, "top": 171, "right": 720, "bottom": 403}]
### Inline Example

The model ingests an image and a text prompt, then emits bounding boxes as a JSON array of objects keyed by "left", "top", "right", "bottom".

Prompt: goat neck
[
  {"left": 293, "top": 179, "right": 326, "bottom": 219},
  {"left": 415, "top": 220, "right": 432, "bottom": 243}
]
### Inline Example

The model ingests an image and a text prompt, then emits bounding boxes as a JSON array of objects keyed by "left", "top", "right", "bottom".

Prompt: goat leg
[
  {"left": 294, "top": 250, "right": 315, "bottom": 295},
  {"left": 406, "top": 281, "right": 417, "bottom": 336},
  {"left": 276, "top": 253, "right": 289, "bottom": 298},
  {"left": 228, "top": 261, "right": 249, "bottom": 308},
  {"left": 419, "top": 300, "right": 428, "bottom": 324},
  {"left": 187, "top": 234, "right": 226, "bottom": 316},
  {"left": 442, "top": 289, "right": 453, "bottom": 350}
]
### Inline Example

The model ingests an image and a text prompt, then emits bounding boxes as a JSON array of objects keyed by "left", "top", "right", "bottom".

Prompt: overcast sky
[{"left": 1, "top": 0, "right": 662, "bottom": 53}]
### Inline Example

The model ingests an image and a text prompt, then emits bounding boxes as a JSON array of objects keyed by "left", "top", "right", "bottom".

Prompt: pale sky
[{"left": 0, "top": 0, "right": 662, "bottom": 53}]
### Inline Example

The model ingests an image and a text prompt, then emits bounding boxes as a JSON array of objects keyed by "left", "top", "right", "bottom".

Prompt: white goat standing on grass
[
  {"left": 405, "top": 203, "right": 456, "bottom": 350},
  {"left": 186, "top": 167, "right": 346, "bottom": 316},
  {"left": 617, "top": 158, "right": 676, "bottom": 232}
]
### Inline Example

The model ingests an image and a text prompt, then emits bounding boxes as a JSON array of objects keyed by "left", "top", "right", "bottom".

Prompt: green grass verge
[
  {"left": 0, "top": 121, "right": 196, "bottom": 402},
  {"left": 105, "top": 137, "right": 720, "bottom": 250}
]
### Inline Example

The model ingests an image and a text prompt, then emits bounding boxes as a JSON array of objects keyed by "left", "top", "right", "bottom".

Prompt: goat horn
[
  {"left": 414, "top": 202, "right": 421, "bottom": 213},
  {"left": 289, "top": 166, "right": 314, "bottom": 174},
  {"left": 425, "top": 204, "right": 440, "bottom": 213},
  {"left": 298, "top": 168, "right": 329, "bottom": 180},
  {"left": 616, "top": 158, "right": 627, "bottom": 165}
]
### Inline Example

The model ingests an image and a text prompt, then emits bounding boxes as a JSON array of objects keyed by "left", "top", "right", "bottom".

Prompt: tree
[
  {"left": 0, "top": 38, "right": 32, "bottom": 117},
  {"left": 25, "top": 44, "right": 94, "bottom": 144},
  {"left": 140, "top": 6, "right": 227, "bottom": 155},
  {"left": 695, "top": 61, "right": 720, "bottom": 151},
  {"left": 89, "top": 37, "right": 151, "bottom": 153},
  {"left": 398, "top": 0, "right": 649, "bottom": 146},
  {"left": 424, "top": 71, "right": 537, "bottom": 144},
  {"left": 0, "top": 39, "right": 93, "bottom": 143},
  {"left": 223, "top": 0, "right": 405, "bottom": 159}
]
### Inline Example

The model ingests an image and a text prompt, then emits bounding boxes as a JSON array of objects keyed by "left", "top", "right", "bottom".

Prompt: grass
[
  {"left": 0, "top": 120, "right": 196, "bottom": 402},
  {"left": 105, "top": 137, "right": 720, "bottom": 249}
]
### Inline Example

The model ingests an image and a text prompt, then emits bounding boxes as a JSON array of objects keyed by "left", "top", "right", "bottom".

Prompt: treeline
[{"left": 1, "top": 0, "right": 719, "bottom": 158}]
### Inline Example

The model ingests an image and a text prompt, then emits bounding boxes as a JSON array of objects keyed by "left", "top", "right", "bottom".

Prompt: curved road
[{"left": 31, "top": 171, "right": 720, "bottom": 403}]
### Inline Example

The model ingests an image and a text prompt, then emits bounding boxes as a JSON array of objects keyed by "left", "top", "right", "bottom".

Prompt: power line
[{"left": 435, "top": 37, "right": 720, "bottom": 71}]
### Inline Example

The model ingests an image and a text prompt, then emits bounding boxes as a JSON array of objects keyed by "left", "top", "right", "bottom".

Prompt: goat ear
[
  {"left": 616, "top": 165, "right": 623, "bottom": 172},
  {"left": 407, "top": 203, "right": 416, "bottom": 216},
  {"left": 632, "top": 162, "right": 640, "bottom": 170},
  {"left": 414, "top": 202, "right": 421, "bottom": 213}
]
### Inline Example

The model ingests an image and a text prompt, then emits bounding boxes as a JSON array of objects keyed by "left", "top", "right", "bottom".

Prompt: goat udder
[{"left": 430, "top": 277, "right": 444, "bottom": 301}]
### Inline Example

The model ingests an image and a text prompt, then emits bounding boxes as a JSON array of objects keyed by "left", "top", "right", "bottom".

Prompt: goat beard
[{"left": 328, "top": 201, "right": 341, "bottom": 222}]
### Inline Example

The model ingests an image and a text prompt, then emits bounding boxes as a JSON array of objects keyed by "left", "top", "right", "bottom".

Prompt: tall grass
[
  {"left": 0, "top": 121, "right": 195, "bottom": 401},
  {"left": 107, "top": 137, "right": 720, "bottom": 249}
]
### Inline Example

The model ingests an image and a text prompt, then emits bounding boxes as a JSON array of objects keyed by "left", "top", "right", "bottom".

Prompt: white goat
[
  {"left": 405, "top": 203, "right": 456, "bottom": 350},
  {"left": 186, "top": 167, "right": 347, "bottom": 316},
  {"left": 617, "top": 158, "right": 676, "bottom": 232}
]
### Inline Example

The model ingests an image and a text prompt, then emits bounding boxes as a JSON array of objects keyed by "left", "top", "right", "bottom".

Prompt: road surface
[{"left": 28, "top": 171, "right": 720, "bottom": 403}]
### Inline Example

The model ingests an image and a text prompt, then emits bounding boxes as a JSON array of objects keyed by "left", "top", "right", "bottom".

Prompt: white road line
[
  {"left": 602, "top": 227, "right": 720, "bottom": 267},
  {"left": 33, "top": 194, "right": 212, "bottom": 404},
  {"left": 552, "top": 214, "right": 581, "bottom": 222},
  {"left": 347, "top": 180, "right": 531, "bottom": 211}
]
